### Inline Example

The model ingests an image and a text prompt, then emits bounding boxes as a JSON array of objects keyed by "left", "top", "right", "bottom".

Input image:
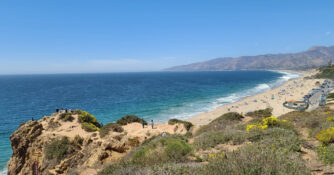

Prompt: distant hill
[{"left": 165, "top": 46, "right": 334, "bottom": 71}]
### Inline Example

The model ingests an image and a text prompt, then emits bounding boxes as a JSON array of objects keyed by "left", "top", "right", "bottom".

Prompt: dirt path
[{"left": 299, "top": 128, "right": 334, "bottom": 174}]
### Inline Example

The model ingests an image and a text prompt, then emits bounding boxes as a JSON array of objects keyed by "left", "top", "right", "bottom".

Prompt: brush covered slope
[
  {"left": 9, "top": 105, "right": 334, "bottom": 175},
  {"left": 99, "top": 108, "right": 334, "bottom": 175}
]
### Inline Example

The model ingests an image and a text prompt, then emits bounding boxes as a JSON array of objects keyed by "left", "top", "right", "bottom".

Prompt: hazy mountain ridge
[{"left": 165, "top": 46, "right": 334, "bottom": 71}]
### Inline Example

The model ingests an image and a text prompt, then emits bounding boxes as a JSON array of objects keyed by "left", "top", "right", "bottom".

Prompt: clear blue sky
[{"left": 0, "top": 0, "right": 333, "bottom": 74}]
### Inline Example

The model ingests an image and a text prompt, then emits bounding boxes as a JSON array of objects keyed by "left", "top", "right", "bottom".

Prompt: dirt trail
[{"left": 299, "top": 128, "right": 334, "bottom": 174}]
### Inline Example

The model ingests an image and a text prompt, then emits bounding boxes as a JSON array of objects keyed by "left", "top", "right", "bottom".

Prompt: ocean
[{"left": 0, "top": 70, "right": 299, "bottom": 173}]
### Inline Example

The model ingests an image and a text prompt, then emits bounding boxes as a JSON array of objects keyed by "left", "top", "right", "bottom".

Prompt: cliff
[
  {"left": 9, "top": 106, "right": 334, "bottom": 174},
  {"left": 8, "top": 112, "right": 187, "bottom": 175},
  {"left": 165, "top": 46, "right": 334, "bottom": 71}
]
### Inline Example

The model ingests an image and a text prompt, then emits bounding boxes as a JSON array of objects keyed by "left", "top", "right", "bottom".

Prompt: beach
[{"left": 188, "top": 70, "right": 322, "bottom": 125}]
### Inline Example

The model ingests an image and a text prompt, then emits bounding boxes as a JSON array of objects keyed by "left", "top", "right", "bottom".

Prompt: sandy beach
[{"left": 187, "top": 70, "right": 323, "bottom": 125}]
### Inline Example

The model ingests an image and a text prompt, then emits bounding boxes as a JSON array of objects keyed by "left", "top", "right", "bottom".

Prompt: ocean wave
[
  {"left": 0, "top": 167, "right": 7, "bottom": 175},
  {"left": 275, "top": 71, "right": 301, "bottom": 81},
  {"left": 254, "top": 83, "right": 271, "bottom": 92},
  {"left": 148, "top": 71, "right": 301, "bottom": 123},
  {"left": 212, "top": 71, "right": 300, "bottom": 107},
  {"left": 217, "top": 93, "right": 240, "bottom": 103}
]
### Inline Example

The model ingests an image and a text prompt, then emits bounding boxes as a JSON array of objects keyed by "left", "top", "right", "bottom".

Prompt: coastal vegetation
[
  {"left": 100, "top": 123, "right": 124, "bottom": 138},
  {"left": 13, "top": 105, "right": 334, "bottom": 174},
  {"left": 96, "top": 105, "right": 334, "bottom": 174},
  {"left": 168, "top": 118, "right": 193, "bottom": 131},
  {"left": 116, "top": 115, "right": 147, "bottom": 125},
  {"left": 59, "top": 112, "right": 74, "bottom": 122},
  {"left": 245, "top": 107, "right": 273, "bottom": 118},
  {"left": 131, "top": 135, "right": 193, "bottom": 166},
  {"left": 45, "top": 135, "right": 83, "bottom": 161},
  {"left": 195, "top": 112, "right": 243, "bottom": 136},
  {"left": 76, "top": 110, "right": 102, "bottom": 132},
  {"left": 314, "top": 65, "right": 334, "bottom": 79}
]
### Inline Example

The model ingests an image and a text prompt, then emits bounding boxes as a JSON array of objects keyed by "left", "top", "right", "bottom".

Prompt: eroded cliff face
[
  {"left": 9, "top": 121, "right": 43, "bottom": 174},
  {"left": 8, "top": 112, "right": 186, "bottom": 175}
]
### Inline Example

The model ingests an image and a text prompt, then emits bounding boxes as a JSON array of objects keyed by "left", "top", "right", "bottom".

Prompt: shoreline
[{"left": 187, "top": 69, "right": 321, "bottom": 125}]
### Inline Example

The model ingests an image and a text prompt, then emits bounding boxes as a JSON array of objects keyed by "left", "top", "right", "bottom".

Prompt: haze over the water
[{"left": 0, "top": 0, "right": 334, "bottom": 74}]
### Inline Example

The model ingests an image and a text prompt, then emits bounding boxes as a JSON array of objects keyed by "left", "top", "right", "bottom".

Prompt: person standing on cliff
[
  {"left": 142, "top": 119, "right": 145, "bottom": 128},
  {"left": 151, "top": 120, "right": 154, "bottom": 129}
]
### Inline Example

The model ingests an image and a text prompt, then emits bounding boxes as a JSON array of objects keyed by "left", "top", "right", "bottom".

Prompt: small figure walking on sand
[
  {"left": 151, "top": 120, "right": 154, "bottom": 129},
  {"left": 142, "top": 119, "right": 145, "bottom": 128}
]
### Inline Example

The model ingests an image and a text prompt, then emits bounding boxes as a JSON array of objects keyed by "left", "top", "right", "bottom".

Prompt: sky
[{"left": 0, "top": 0, "right": 333, "bottom": 74}]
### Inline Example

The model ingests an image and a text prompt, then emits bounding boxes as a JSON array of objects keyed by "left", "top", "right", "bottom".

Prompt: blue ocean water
[{"left": 0, "top": 71, "right": 298, "bottom": 173}]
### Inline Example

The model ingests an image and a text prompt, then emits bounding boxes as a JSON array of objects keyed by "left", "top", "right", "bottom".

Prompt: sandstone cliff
[{"left": 8, "top": 112, "right": 186, "bottom": 175}]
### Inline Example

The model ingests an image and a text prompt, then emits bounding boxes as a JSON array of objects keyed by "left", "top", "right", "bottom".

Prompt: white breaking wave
[
  {"left": 212, "top": 71, "right": 300, "bottom": 107},
  {"left": 254, "top": 83, "right": 271, "bottom": 92},
  {"left": 217, "top": 93, "right": 240, "bottom": 103},
  {"left": 0, "top": 167, "right": 7, "bottom": 175}
]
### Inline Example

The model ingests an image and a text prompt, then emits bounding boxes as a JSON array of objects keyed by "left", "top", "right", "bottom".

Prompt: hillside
[
  {"left": 165, "top": 46, "right": 334, "bottom": 71},
  {"left": 9, "top": 105, "right": 334, "bottom": 174},
  {"left": 8, "top": 111, "right": 187, "bottom": 174}
]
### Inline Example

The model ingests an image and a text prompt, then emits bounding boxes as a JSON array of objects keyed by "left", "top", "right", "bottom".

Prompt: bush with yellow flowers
[
  {"left": 315, "top": 127, "right": 334, "bottom": 145},
  {"left": 246, "top": 117, "right": 289, "bottom": 131},
  {"left": 327, "top": 117, "right": 334, "bottom": 122}
]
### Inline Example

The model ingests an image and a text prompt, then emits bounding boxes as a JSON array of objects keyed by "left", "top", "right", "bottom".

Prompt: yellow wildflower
[{"left": 327, "top": 117, "right": 334, "bottom": 122}]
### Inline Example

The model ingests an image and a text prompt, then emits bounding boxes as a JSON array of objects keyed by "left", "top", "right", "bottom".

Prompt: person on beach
[
  {"left": 142, "top": 119, "right": 145, "bottom": 128},
  {"left": 56, "top": 108, "right": 59, "bottom": 113},
  {"left": 151, "top": 120, "right": 154, "bottom": 129}
]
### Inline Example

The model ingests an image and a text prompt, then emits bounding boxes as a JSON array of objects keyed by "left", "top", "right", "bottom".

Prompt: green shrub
[
  {"left": 73, "top": 135, "right": 83, "bottom": 147},
  {"left": 247, "top": 127, "right": 302, "bottom": 152},
  {"left": 315, "top": 127, "right": 334, "bottom": 145},
  {"left": 98, "top": 162, "right": 199, "bottom": 175},
  {"left": 277, "top": 108, "right": 334, "bottom": 137},
  {"left": 116, "top": 115, "right": 147, "bottom": 125},
  {"left": 317, "top": 144, "right": 334, "bottom": 165},
  {"left": 76, "top": 110, "right": 101, "bottom": 132},
  {"left": 168, "top": 119, "right": 193, "bottom": 131},
  {"left": 131, "top": 136, "right": 193, "bottom": 166},
  {"left": 100, "top": 123, "right": 124, "bottom": 138},
  {"left": 314, "top": 65, "right": 334, "bottom": 79},
  {"left": 195, "top": 112, "right": 243, "bottom": 136},
  {"left": 184, "top": 131, "right": 193, "bottom": 138},
  {"left": 202, "top": 143, "right": 310, "bottom": 175},
  {"left": 194, "top": 129, "right": 248, "bottom": 150},
  {"left": 193, "top": 132, "right": 229, "bottom": 150},
  {"left": 214, "top": 112, "right": 244, "bottom": 121},
  {"left": 45, "top": 137, "right": 73, "bottom": 161},
  {"left": 59, "top": 113, "right": 74, "bottom": 122},
  {"left": 82, "top": 122, "right": 100, "bottom": 132},
  {"left": 246, "top": 108, "right": 273, "bottom": 118}
]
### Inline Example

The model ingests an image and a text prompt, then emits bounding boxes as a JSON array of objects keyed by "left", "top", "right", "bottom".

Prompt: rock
[
  {"left": 98, "top": 152, "right": 109, "bottom": 161},
  {"left": 8, "top": 121, "right": 43, "bottom": 175}
]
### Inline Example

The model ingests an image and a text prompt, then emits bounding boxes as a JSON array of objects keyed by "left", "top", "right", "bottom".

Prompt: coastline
[{"left": 187, "top": 69, "right": 322, "bottom": 125}]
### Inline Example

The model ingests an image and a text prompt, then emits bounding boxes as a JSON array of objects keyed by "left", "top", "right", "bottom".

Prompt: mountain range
[{"left": 165, "top": 46, "right": 334, "bottom": 71}]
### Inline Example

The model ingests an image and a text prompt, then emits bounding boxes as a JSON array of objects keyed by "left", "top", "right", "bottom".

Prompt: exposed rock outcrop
[{"left": 7, "top": 112, "right": 187, "bottom": 175}]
